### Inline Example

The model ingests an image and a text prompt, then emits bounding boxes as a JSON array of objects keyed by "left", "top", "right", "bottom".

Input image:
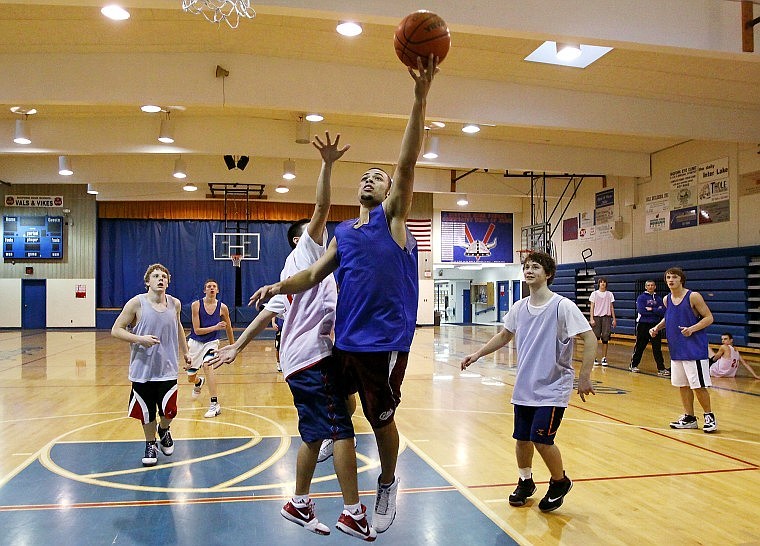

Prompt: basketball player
[
  {"left": 649, "top": 267, "right": 717, "bottom": 432},
  {"left": 460, "top": 251, "right": 596, "bottom": 512},
  {"left": 250, "top": 55, "right": 438, "bottom": 533},
  {"left": 212, "top": 133, "right": 375, "bottom": 541},
  {"left": 709, "top": 332, "right": 759, "bottom": 379},
  {"left": 186, "top": 279, "right": 234, "bottom": 418},
  {"left": 589, "top": 277, "right": 616, "bottom": 366},
  {"left": 111, "top": 263, "right": 190, "bottom": 467}
]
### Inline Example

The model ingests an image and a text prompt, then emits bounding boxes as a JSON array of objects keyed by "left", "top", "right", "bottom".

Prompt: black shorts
[
  {"left": 128, "top": 379, "right": 178, "bottom": 424},
  {"left": 334, "top": 348, "right": 408, "bottom": 429},
  {"left": 512, "top": 404, "right": 565, "bottom": 445}
]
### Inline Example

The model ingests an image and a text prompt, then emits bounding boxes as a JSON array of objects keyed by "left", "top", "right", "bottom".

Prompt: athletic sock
[
  {"left": 344, "top": 502, "right": 362, "bottom": 516},
  {"left": 292, "top": 495, "right": 309, "bottom": 505},
  {"left": 211, "top": 396, "right": 218, "bottom": 403},
  {"left": 518, "top": 467, "right": 532, "bottom": 480}
]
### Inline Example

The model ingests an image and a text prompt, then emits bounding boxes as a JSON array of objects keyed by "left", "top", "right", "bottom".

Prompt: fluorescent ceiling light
[
  {"left": 141, "top": 105, "right": 162, "bottom": 113},
  {"left": 275, "top": 185, "right": 290, "bottom": 193},
  {"left": 283, "top": 159, "right": 296, "bottom": 180},
  {"left": 101, "top": 5, "right": 130, "bottom": 20},
  {"left": 462, "top": 124, "right": 480, "bottom": 134},
  {"left": 182, "top": 182, "right": 198, "bottom": 192},
  {"left": 525, "top": 41, "right": 613, "bottom": 68},
  {"left": 422, "top": 135, "right": 439, "bottom": 159},
  {"left": 336, "top": 21, "right": 362, "bottom": 37},
  {"left": 305, "top": 113, "right": 324, "bottom": 122},
  {"left": 13, "top": 119, "right": 31, "bottom": 145},
  {"left": 430, "top": 121, "right": 446, "bottom": 128},
  {"left": 457, "top": 194, "right": 469, "bottom": 206},
  {"left": 556, "top": 42, "right": 582, "bottom": 61},
  {"left": 58, "top": 156, "right": 73, "bottom": 176},
  {"left": 173, "top": 158, "right": 187, "bottom": 179}
]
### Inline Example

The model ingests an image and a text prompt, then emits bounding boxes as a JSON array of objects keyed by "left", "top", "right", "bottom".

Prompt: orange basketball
[{"left": 394, "top": 10, "right": 450, "bottom": 69}]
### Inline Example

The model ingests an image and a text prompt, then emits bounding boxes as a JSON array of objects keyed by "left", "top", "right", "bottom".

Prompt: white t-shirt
[
  {"left": 504, "top": 295, "right": 591, "bottom": 341},
  {"left": 263, "top": 229, "right": 337, "bottom": 379},
  {"left": 589, "top": 289, "right": 615, "bottom": 317}
]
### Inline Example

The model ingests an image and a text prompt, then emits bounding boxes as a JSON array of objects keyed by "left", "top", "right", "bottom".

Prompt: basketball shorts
[
  {"left": 334, "top": 348, "right": 408, "bottom": 429},
  {"left": 671, "top": 359, "right": 712, "bottom": 389},
  {"left": 129, "top": 379, "right": 178, "bottom": 424},
  {"left": 512, "top": 404, "right": 566, "bottom": 445},
  {"left": 187, "top": 338, "right": 220, "bottom": 370},
  {"left": 286, "top": 356, "right": 354, "bottom": 444},
  {"left": 592, "top": 315, "right": 613, "bottom": 343}
]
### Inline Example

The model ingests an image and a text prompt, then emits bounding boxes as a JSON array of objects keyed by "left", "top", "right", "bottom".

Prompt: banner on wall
[
  {"left": 739, "top": 170, "right": 760, "bottom": 196},
  {"left": 5, "top": 195, "right": 64, "bottom": 207},
  {"left": 644, "top": 192, "right": 670, "bottom": 233},
  {"left": 562, "top": 217, "right": 578, "bottom": 241},
  {"left": 440, "top": 211, "right": 513, "bottom": 263},
  {"left": 578, "top": 211, "right": 595, "bottom": 240},
  {"left": 669, "top": 157, "right": 729, "bottom": 226},
  {"left": 595, "top": 188, "right": 615, "bottom": 208},
  {"left": 669, "top": 206, "right": 698, "bottom": 230}
]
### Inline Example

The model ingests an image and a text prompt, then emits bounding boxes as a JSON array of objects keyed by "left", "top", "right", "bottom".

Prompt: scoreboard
[{"left": 3, "top": 215, "right": 64, "bottom": 259}]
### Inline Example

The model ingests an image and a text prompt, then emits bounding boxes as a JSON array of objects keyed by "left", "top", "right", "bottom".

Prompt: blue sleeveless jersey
[
  {"left": 188, "top": 299, "right": 221, "bottom": 343},
  {"left": 665, "top": 290, "right": 708, "bottom": 360},
  {"left": 334, "top": 203, "right": 418, "bottom": 352}
]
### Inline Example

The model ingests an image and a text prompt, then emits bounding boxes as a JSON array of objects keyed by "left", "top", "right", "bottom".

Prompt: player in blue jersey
[
  {"left": 250, "top": 54, "right": 438, "bottom": 533},
  {"left": 649, "top": 267, "right": 716, "bottom": 432}
]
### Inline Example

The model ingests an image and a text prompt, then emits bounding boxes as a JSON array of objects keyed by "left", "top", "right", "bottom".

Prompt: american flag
[{"left": 406, "top": 218, "right": 432, "bottom": 252}]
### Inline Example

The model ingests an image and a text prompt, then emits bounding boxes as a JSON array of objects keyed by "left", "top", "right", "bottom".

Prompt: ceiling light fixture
[
  {"left": 275, "top": 185, "right": 290, "bottom": 193},
  {"left": 430, "top": 121, "right": 446, "bottom": 128},
  {"left": 87, "top": 184, "right": 98, "bottom": 195},
  {"left": 556, "top": 42, "right": 582, "bottom": 61},
  {"left": 182, "top": 182, "right": 198, "bottom": 192},
  {"left": 158, "top": 112, "right": 174, "bottom": 144},
  {"left": 296, "top": 116, "right": 310, "bottom": 144},
  {"left": 58, "top": 156, "right": 73, "bottom": 176},
  {"left": 422, "top": 130, "right": 439, "bottom": 160},
  {"left": 462, "top": 124, "right": 480, "bottom": 134},
  {"left": 283, "top": 159, "right": 296, "bottom": 180},
  {"left": 101, "top": 4, "right": 130, "bottom": 20},
  {"left": 14, "top": 118, "right": 31, "bottom": 145},
  {"left": 181, "top": 0, "right": 255, "bottom": 29},
  {"left": 173, "top": 157, "right": 187, "bottom": 179},
  {"left": 141, "top": 105, "right": 162, "bottom": 113},
  {"left": 305, "top": 113, "right": 324, "bottom": 122},
  {"left": 336, "top": 21, "right": 362, "bottom": 37},
  {"left": 457, "top": 194, "right": 469, "bottom": 206}
]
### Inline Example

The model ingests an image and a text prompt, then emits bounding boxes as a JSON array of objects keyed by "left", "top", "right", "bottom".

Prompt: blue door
[
  {"left": 497, "top": 281, "right": 510, "bottom": 321},
  {"left": 512, "top": 280, "right": 521, "bottom": 304},
  {"left": 22, "top": 279, "right": 46, "bottom": 329},
  {"left": 462, "top": 289, "right": 471, "bottom": 323}
]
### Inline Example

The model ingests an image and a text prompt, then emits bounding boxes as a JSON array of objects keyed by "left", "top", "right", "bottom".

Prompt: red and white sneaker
[
  {"left": 336, "top": 504, "right": 377, "bottom": 542},
  {"left": 281, "top": 499, "right": 330, "bottom": 535}
]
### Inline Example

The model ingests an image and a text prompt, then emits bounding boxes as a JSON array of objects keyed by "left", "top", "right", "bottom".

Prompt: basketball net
[{"left": 230, "top": 254, "right": 243, "bottom": 268}]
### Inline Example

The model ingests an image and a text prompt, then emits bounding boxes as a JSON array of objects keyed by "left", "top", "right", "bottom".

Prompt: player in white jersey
[
  {"left": 710, "top": 332, "right": 759, "bottom": 378},
  {"left": 211, "top": 133, "right": 375, "bottom": 541},
  {"left": 461, "top": 251, "right": 596, "bottom": 513}
]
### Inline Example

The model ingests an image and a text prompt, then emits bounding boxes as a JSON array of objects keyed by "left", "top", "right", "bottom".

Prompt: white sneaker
[
  {"left": 601, "top": 357, "right": 608, "bottom": 367},
  {"left": 204, "top": 402, "right": 221, "bottom": 418},
  {"left": 593, "top": 359, "right": 599, "bottom": 366},
  {"left": 373, "top": 476, "right": 399, "bottom": 533},
  {"left": 192, "top": 376, "right": 205, "bottom": 399},
  {"left": 317, "top": 439, "right": 334, "bottom": 463}
]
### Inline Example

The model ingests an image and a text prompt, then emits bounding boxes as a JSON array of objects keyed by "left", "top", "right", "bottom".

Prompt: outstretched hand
[
  {"left": 208, "top": 344, "right": 238, "bottom": 370},
  {"left": 409, "top": 53, "right": 439, "bottom": 99},
  {"left": 313, "top": 131, "right": 350, "bottom": 164},
  {"left": 248, "top": 283, "right": 279, "bottom": 309}
]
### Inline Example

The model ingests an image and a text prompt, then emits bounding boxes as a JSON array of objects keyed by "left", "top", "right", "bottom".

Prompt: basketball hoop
[
  {"left": 230, "top": 254, "right": 243, "bottom": 268},
  {"left": 516, "top": 249, "right": 533, "bottom": 264}
]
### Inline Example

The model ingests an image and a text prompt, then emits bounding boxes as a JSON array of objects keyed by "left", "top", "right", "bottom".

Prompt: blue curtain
[{"left": 97, "top": 219, "right": 338, "bottom": 309}]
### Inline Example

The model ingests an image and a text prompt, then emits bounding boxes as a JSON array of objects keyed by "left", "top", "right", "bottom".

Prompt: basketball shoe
[
  {"left": 336, "top": 504, "right": 377, "bottom": 541},
  {"left": 508, "top": 477, "right": 536, "bottom": 506},
  {"left": 204, "top": 401, "right": 221, "bottom": 418},
  {"left": 142, "top": 442, "right": 158, "bottom": 467},
  {"left": 658, "top": 368, "right": 671, "bottom": 377},
  {"left": 670, "top": 414, "right": 698, "bottom": 429},
  {"left": 157, "top": 426, "right": 174, "bottom": 456},
  {"left": 192, "top": 376, "right": 205, "bottom": 399},
  {"left": 281, "top": 499, "right": 330, "bottom": 535},
  {"left": 628, "top": 365, "right": 640, "bottom": 373},
  {"left": 703, "top": 412, "right": 717, "bottom": 433},
  {"left": 601, "top": 357, "right": 608, "bottom": 367},
  {"left": 373, "top": 476, "right": 399, "bottom": 533},
  {"left": 538, "top": 474, "right": 573, "bottom": 512}
]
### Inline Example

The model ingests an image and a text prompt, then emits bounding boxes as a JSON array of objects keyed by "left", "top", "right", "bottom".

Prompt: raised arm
[
  {"left": 308, "top": 132, "right": 349, "bottom": 245},
  {"left": 385, "top": 54, "right": 439, "bottom": 224}
]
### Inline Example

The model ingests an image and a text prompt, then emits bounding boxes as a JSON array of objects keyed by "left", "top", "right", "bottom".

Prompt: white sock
[
  {"left": 518, "top": 467, "right": 532, "bottom": 480},
  {"left": 292, "top": 495, "right": 309, "bottom": 506},
  {"left": 344, "top": 502, "right": 362, "bottom": 517}
]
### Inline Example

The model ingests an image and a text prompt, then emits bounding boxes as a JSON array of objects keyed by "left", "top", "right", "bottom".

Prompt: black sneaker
[
  {"left": 508, "top": 477, "right": 536, "bottom": 506},
  {"left": 142, "top": 442, "right": 158, "bottom": 467},
  {"left": 669, "top": 414, "right": 698, "bottom": 429},
  {"left": 703, "top": 412, "right": 717, "bottom": 433},
  {"left": 538, "top": 475, "right": 573, "bottom": 512},
  {"left": 157, "top": 426, "right": 174, "bottom": 456}
]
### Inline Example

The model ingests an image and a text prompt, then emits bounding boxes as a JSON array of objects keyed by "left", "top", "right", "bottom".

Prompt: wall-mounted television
[{"left": 3, "top": 215, "right": 64, "bottom": 259}]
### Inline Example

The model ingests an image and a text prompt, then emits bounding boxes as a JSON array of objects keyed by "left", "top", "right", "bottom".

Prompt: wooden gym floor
[{"left": 0, "top": 325, "right": 758, "bottom": 545}]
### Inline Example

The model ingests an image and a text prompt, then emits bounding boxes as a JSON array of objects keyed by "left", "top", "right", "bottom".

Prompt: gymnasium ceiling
[{"left": 1, "top": 0, "right": 759, "bottom": 203}]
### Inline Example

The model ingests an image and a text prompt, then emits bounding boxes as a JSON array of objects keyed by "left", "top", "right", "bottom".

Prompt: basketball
[{"left": 394, "top": 10, "right": 450, "bottom": 69}]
